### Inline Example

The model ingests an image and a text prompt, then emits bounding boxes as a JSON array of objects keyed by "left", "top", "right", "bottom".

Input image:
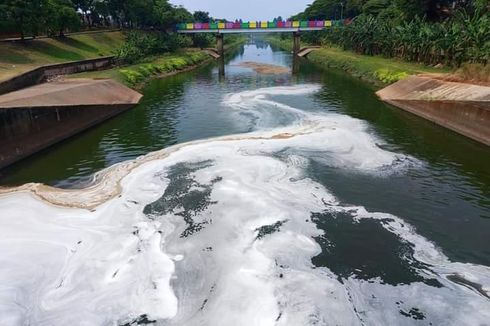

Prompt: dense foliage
[
  {"left": 293, "top": 0, "right": 489, "bottom": 66},
  {"left": 115, "top": 31, "right": 193, "bottom": 63},
  {"left": 0, "top": 0, "right": 209, "bottom": 41},
  {"left": 293, "top": 0, "right": 488, "bottom": 22},
  {"left": 0, "top": 0, "right": 219, "bottom": 63},
  {"left": 320, "top": 12, "right": 489, "bottom": 66},
  {"left": 0, "top": 0, "right": 81, "bottom": 38},
  {"left": 118, "top": 51, "right": 208, "bottom": 86}
]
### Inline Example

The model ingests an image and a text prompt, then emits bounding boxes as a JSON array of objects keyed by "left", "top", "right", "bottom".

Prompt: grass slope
[
  {"left": 266, "top": 36, "right": 451, "bottom": 88},
  {"left": 69, "top": 50, "right": 210, "bottom": 88},
  {"left": 69, "top": 37, "right": 248, "bottom": 89},
  {"left": 0, "top": 31, "right": 125, "bottom": 81}
]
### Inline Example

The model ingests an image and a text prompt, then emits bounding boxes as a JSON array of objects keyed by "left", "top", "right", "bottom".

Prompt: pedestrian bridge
[
  {"left": 176, "top": 20, "right": 347, "bottom": 59},
  {"left": 176, "top": 20, "right": 346, "bottom": 34}
]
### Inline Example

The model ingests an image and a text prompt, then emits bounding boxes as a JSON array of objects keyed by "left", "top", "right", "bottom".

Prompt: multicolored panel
[{"left": 178, "top": 20, "right": 334, "bottom": 31}]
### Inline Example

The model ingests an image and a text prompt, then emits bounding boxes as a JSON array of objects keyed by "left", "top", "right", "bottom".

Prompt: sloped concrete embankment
[
  {"left": 377, "top": 76, "right": 490, "bottom": 146},
  {"left": 0, "top": 56, "right": 115, "bottom": 95},
  {"left": 0, "top": 79, "right": 142, "bottom": 169}
]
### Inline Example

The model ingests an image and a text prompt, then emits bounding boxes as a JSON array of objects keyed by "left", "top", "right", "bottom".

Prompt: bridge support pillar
[
  {"left": 216, "top": 33, "right": 224, "bottom": 57},
  {"left": 293, "top": 32, "right": 301, "bottom": 57}
]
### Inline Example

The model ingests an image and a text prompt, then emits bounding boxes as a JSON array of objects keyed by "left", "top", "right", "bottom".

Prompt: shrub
[
  {"left": 314, "top": 12, "right": 489, "bottom": 67},
  {"left": 115, "top": 31, "right": 194, "bottom": 64},
  {"left": 373, "top": 69, "right": 409, "bottom": 83}
]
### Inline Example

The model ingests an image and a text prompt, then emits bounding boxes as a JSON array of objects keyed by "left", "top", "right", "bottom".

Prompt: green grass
[
  {"left": 69, "top": 50, "right": 209, "bottom": 88},
  {"left": 266, "top": 36, "right": 452, "bottom": 88},
  {"left": 267, "top": 37, "right": 294, "bottom": 52},
  {"left": 69, "top": 37, "right": 247, "bottom": 88},
  {"left": 308, "top": 47, "right": 451, "bottom": 87},
  {"left": 0, "top": 31, "right": 125, "bottom": 81}
]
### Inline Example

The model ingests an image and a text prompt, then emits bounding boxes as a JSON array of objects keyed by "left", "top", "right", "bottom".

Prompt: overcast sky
[{"left": 170, "top": 0, "right": 312, "bottom": 21}]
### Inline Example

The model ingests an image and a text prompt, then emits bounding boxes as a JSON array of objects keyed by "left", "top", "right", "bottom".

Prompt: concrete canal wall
[
  {"left": 377, "top": 76, "right": 490, "bottom": 146},
  {"left": 0, "top": 56, "right": 115, "bottom": 95},
  {"left": 0, "top": 79, "right": 142, "bottom": 169}
]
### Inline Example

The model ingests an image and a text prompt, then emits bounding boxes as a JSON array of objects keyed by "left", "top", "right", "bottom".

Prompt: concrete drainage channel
[{"left": 0, "top": 57, "right": 143, "bottom": 170}]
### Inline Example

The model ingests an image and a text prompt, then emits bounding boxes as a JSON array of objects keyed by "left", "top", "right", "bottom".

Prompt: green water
[{"left": 1, "top": 42, "right": 489, "bottom": 271}]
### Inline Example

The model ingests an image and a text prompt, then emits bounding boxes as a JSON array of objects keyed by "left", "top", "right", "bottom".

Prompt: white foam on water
[{"left": 0, "top": 85, "right": 488, "bottom": 325}]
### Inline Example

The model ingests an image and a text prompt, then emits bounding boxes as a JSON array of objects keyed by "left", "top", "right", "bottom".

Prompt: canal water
[{"left": 0, "top": 42, "right": 489, "bottom": 325}]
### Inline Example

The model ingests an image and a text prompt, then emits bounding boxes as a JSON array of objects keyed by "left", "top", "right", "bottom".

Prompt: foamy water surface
[{"left": 0, "top": 85, "right": 489, "bottom": 325}]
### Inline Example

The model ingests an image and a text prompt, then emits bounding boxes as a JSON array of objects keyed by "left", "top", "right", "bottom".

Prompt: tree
[
  {"left": 2, "top": 0, "right": 47, "bottom": 39},
  {"left": 46, "top": 0, "right": 81, "bottom": 37},
  {"left": 193, "top": 11, "right": 211, "bottom": 23},
  {"left": 293, "top": 0, "right": 487, "bottom": 22},
  {"left": 94, "top": 0, "right": 111, "bottom": 26}
]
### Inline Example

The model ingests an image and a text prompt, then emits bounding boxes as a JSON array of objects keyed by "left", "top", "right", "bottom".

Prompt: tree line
[
  {"left": 0, "top": 0, "right": 202, "bottom": 39},
  {"left": 291, "top": 0, "right": 489, "bottom": 66},
  {"left": 292, "top": 0, "right": 488, "bottom": 22}
]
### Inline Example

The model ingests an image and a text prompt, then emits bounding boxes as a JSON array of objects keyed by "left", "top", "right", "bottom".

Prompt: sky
[{"left": 170, "top": 0, "right": 313, "bottom": 21}]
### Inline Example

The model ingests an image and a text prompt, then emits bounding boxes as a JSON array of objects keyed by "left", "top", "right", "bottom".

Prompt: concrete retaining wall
[
  {"left": 383, "top": 99, "right": 489, "bottom": 146},
  {"left": 0, "top": 56, "right": 115, "bottom": 95},
  {"left": 0, "top": 79, "right": 142, "bottom": 169},
  {"left": 0, "top": 104, "right": 131, "bottom": 169},
  {"left": 377, "top": 76, "right": 490, "bottom": 146}
]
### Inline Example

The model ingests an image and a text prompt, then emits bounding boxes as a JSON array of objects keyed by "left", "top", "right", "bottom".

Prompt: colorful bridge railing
[{"left": 176, "top": 20, "right": 347, "bottom": 31}]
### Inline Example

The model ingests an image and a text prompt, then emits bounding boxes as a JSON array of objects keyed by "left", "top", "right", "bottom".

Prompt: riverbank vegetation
[
  {"left": 69, "top": 36, "right": 246, "bottom": 88},
  {"left": 69, "top": 50, "right": 209, "bottom": 87},
  {"left": 0, "top": 0, "right": 236, "bottom": 83},
  {"left": 294, "top": 0, "right": 489, "bottom": 66},
  {"left": 0, "top": 0, "right": 188, "bottom": 39},
  {"left": 267, "top": 36, "right": 448, "bottom": 87},
  {"left": 270, "top": 0, "right": 489, "bottom": 86}
]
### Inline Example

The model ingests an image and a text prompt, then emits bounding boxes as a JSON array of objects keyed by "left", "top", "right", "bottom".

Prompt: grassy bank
[
  {"left": 69, "top": 36, "right": 247, "bottom": 89},
  {"left": 69, "top": 50, "right": 209, "bottom": 88},
  {"left": 266, "top": 36, "right": 451, "bottom": 88},
  {"left": 0, "top": 31, "right": 125, "bottom": 81}
]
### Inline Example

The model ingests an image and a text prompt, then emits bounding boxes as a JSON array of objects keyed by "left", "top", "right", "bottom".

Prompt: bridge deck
[{"left": 177, "top": 27, "right": 325, "bottom": 34}]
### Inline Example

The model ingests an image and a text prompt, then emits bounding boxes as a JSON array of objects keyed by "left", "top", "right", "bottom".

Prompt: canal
[{"left": 1, "top": 42, "right": 489, "bottom": 324}]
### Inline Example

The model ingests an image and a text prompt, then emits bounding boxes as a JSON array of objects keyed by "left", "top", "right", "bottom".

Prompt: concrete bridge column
[
  {"left": 216, "top": 33, "right": 224, "bottom": 57},
  {"left": 293, "top": 32, "right": 301, "bottom": 57}
]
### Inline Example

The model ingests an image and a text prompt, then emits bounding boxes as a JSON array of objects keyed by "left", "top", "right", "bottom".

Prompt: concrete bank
[
  {"left": 377, "top": 76, "right": 490, "bottom": 146},
  {"left": 0, "top": 79, "right": 142, "bottom": 169},
  {"left": 0, "top": 56, "right": 115, "bottom": 95}
]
